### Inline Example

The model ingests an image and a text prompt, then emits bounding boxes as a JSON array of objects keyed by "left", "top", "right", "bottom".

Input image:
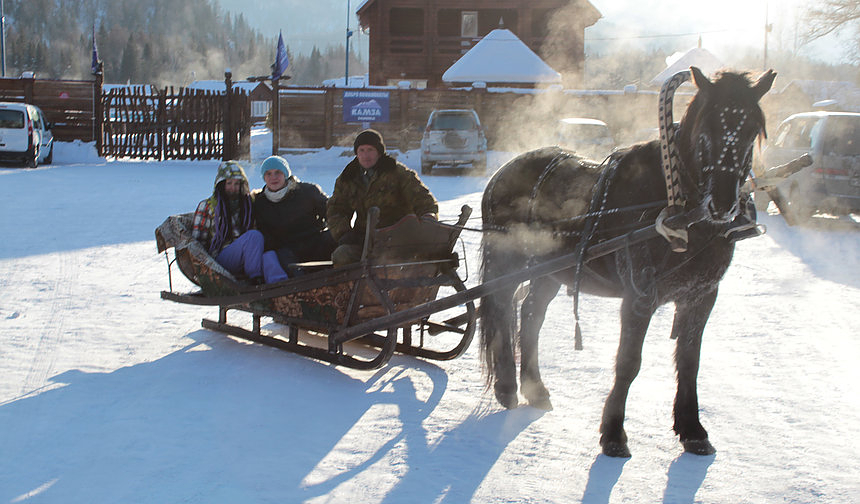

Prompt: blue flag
[
  {"left": 91, "top": 24, "right": 100, "bottom": 74},
  {"left": 271, "top": 30, "right": 289, "bottom": 80}
]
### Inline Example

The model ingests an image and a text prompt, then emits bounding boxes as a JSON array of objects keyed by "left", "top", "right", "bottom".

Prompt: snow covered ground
[{"left": 1, "top": 129, "right": 858, "bottom": 503}]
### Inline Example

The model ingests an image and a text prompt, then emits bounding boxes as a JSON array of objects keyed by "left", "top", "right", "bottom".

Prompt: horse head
[{"left": 678, "top": 67, "right": 776, "bottom": 223}]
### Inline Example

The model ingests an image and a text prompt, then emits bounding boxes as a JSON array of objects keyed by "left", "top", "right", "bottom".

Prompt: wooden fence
[
  {"left": 276, "top": 86, "right": 668, "bottom": 153},
  {"left": 2, "top": 75, "right": 796, "bottom": 160},
  {"left": 1, "top": 72, "right": 249, "bottom": 161},
  {"left": 101, "top": 83, "right": 250, "bottom": 161},
  {"left": 0, "top": 75, "right": 97, "bottom": 142}
]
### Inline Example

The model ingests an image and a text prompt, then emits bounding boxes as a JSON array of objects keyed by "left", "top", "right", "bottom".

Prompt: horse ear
[
  {"left": 690, "top": 66, "right": 713, "bottom": 92},
  {"left": 752, "top": 69, "right": 777, "bottom": 100}
]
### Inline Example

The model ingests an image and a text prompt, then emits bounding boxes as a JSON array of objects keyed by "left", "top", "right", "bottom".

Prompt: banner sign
[{"left": 343, "top": 90, "right": 389, "bottom": 123}]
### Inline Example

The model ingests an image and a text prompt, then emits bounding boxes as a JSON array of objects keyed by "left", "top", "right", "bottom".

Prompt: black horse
[{"left": 479, "top": 67, "right": 776, "bottom": 457}]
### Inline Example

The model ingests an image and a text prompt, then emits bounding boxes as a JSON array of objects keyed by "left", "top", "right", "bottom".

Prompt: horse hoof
[
  {"left": 601, "top": 441, "right": 631, "bottom": 458},
  {"left": 494, "top": 388, "right": 519, "bottom": 409},
  {"left": 682, "top": 439, "right": 716, "bottom": 455},
  {"left": 522, "top": 383, "right": 552, "bottom": 411},
  {"left": 527, "top": 395, "right": 553, "bottom": 411}
]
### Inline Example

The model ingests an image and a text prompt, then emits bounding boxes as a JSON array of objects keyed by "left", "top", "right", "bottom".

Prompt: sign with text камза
[{"left": 343, "top": 91, "right": 389, "bottom": 123}]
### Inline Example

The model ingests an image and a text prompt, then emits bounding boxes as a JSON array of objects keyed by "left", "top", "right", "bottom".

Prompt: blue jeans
[{"left": 215, "top": 230, "right": 288, "bottom": 283}]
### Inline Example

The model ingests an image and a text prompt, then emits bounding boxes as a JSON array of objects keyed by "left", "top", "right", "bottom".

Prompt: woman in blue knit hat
[
  {"left": 191, "top": 160, "right": 288, "bottom": 284},
  {"left": 252, "top": 155, "right": 336, "bottom": 275}
]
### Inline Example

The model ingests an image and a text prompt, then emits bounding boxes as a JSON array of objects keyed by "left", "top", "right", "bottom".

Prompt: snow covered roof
[
  {"left": 649, "top": 47, "right": 723, "bottom": 86},
  {"left": 186, "top": 80, "right": 270, "bottom": 94},
  {"left": 103, "top": 84, "right": 156, "bottom": 93},
  {"left": 321, "top": 74, "right": 369, "bottom": 88},
  {"left": 442, "top": 28, "right": 562, "bottom": 85}
]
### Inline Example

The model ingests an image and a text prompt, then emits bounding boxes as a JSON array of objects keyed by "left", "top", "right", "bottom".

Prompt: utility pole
[
  {"left": 763, "top": 1, "right": 772, "bottom": 70},
  {"left": 345, "top": 0, "right": 353, "bottom": 86},
  {"left": 1, "top": 0, "right": 7, "bottom": 77}
]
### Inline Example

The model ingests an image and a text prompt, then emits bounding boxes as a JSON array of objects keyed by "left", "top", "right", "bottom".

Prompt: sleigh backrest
[
  {"left": 351, "top": 205, "right": 471, "bottom": 321},
  {"left": 365, "top": 205, "right": 470, "bottom": 264},
  {"left": 155, "top": 213, "right": 241, "bottom": 293}
]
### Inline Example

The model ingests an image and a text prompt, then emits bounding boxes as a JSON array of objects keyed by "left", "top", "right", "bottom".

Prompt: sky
[
  {"left": 216, "top": 0, "right": 850, "bottom": 66},
  {"left": 0, "top": 128, "right": 858, "bottom": 502},
  {"left": 587, "top": 0, "right": 846, "bottom": 64}
]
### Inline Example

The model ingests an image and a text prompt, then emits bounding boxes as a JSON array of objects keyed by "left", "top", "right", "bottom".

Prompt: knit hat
[
  {"left": 259, "top": 155, "right": 291, "bottom": 179},
  {"left": 213, "top": 160, "right": 250, "bottom": 194},
  {"left": 353, "top": 129, "right": 385, "bottom": 155}
]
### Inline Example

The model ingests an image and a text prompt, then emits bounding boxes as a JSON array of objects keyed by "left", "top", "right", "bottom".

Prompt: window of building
[
  {"left": 437, "top": 9, "right": 460, "bottom": 37},
  {"left": 389, "top": 8, "right": 424, "bottom": 36},
  {"left": 461, "top": 11, "right": 478, "bottom": 38},
  {"left": 251, "top": 100, "right": 270, "bottom": 118},
  {"left": 437, "top": 9, "right": 519, "bottom": 37}
]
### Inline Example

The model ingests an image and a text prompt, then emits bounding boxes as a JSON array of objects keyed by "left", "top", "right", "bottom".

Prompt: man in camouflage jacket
[{"left": 327, "top": 129, "right": 438, "bottom": 264}]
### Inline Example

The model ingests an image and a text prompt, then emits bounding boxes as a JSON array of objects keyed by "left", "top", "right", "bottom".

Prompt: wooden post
[
  {"left": 22, "top": 72, "right": 34, "bottom": 103},
  {"left": 271, "top": 77, "right": 280, "bottom": 155},
  {"left": 324, "top": 87, "right": 333, "bottom": 149},
  {"left": 157, "top": 87, "right": 167, "bottom": 161},
  {"left": 399, "top": 88, "right": 409, "bottom": 150},
  {"left": 238, "top": 91, "right": 251, "bottom": 160},
  {"left": 93, "top": 61, "right": 104, "bottom": 155},
  {"left": 223, "top": 69, "right": 233, "bottom": 161}
]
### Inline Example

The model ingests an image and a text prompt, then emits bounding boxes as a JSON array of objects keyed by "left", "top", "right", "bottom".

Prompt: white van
[{"left": 0, "top": 102, "right": 54, "bottom": 168}]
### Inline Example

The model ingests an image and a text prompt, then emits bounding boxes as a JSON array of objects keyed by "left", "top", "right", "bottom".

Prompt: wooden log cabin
[{"left": 356, "top": 0, "right": 601, "bottom": 88}]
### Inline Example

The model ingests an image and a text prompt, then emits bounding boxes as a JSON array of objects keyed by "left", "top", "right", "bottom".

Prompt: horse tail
[{"left": 478, "top": 223, "right": 520, "bottom": 390}]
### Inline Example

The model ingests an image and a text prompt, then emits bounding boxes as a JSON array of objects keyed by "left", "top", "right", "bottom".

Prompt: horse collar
[{"left": 658, "top": 71, "right": 692, "bottom": 251}]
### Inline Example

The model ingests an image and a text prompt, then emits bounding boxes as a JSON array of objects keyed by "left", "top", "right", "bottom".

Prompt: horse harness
[{"left": 472, "top": 70, "right": 766, "bottom": 348}]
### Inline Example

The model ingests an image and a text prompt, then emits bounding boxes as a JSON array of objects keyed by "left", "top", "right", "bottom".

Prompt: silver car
[
  {"left": 420, "top": 109, "right": 487, "bottom": 175},
  {"left": 758, "top": 111, "right": 860, "bottom": 217}
]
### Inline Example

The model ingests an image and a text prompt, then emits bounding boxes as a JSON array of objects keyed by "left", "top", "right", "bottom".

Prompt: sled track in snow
[{"left": 20, "top": 251, "right": 78, "bottom": 397}]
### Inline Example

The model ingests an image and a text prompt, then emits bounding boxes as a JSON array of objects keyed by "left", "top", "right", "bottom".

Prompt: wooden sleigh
[{"left": 156, "top": 206, "right": 477, "bottom": 370}]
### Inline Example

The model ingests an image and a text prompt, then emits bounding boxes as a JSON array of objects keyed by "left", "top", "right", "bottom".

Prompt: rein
[{"left": 444, "top": 200, "right": 666, "bottom": 235}]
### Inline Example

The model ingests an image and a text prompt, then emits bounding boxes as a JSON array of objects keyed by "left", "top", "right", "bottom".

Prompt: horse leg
[
  {"left": 483, "top": 287, "right": 520, "bottom": 409},
  {"left": 672, "top": 289, "right": 718, "bottom": 455},
  {"left": 519, "top": 276, "right": 561, "bottom": 411},
  {"left": 600, "top": 295, "right": 653, "bottom": 458}
]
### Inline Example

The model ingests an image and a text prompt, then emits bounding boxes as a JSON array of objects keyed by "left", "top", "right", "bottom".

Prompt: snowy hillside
[{"left": 0, "top": 131, "right": 858, "bottom": 503}]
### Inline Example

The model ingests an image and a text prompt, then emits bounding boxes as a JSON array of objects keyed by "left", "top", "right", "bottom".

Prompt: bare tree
[{"left": 801, "top": 0, "right": 860, "bottom": 61}]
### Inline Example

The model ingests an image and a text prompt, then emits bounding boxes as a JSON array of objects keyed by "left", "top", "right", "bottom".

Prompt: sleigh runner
[{"left": 157, "top": 205, "right": 477, "bottom": 369}]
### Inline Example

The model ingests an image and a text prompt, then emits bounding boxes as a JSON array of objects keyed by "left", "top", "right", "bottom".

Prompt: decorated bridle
[{"left": 655, "top": 67, "right": 767, "bottom": 252}]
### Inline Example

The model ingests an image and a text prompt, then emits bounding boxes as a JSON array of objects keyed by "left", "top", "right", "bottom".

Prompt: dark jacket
[
  {"left": 327, "top": 154, "right": 438, "bottom": 243},
  {"left": 252, "top": 178, "right": 331, "bottom": 259}
]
